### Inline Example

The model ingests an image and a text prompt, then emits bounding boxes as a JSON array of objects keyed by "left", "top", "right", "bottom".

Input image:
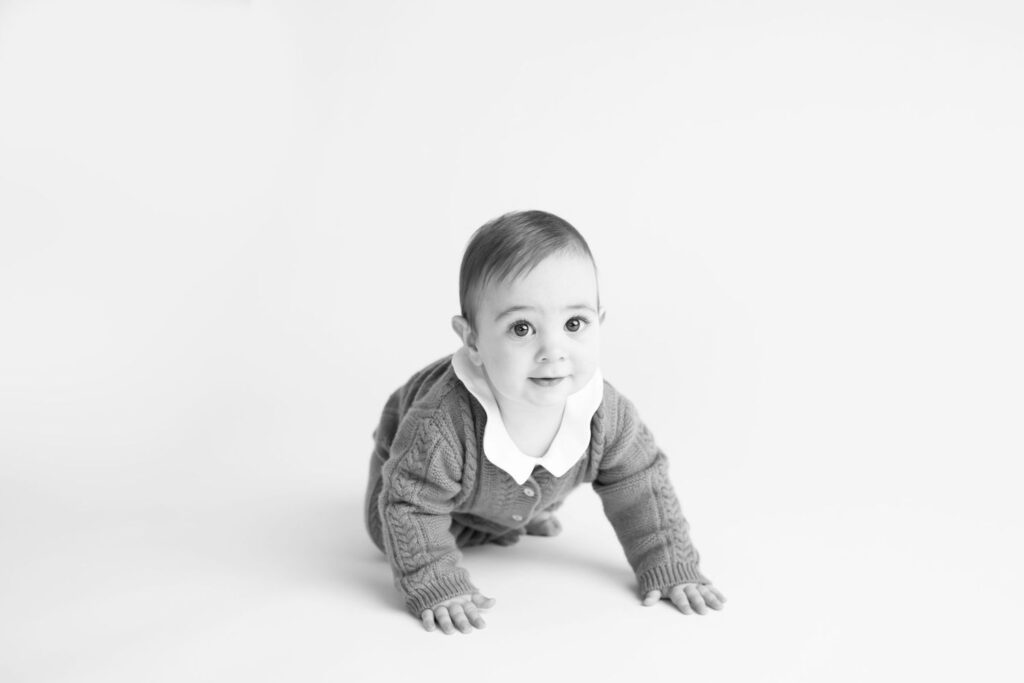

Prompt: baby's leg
[
  {"left": 524, "top": 510, "right": 563, "bottom": 537},
  {"left": 451, "top": 519, "right": 522, "bottom": 547},
  {"left": 366, "top": 390, "right": 403, "bottom": 553},
  {"left": 365, "top": 447, "right": 387, "bottom": 553}
]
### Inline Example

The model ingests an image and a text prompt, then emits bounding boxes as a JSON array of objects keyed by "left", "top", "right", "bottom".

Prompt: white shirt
[{"left": 450, "top": 346, "right": 605, "bottom": 485}]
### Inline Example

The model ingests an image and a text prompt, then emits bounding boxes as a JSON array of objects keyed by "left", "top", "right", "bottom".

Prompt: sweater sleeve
[
  {"left": 593, "top": 393, "right": 710, "bottom": 595},
  {"left": 378, "top": 410, "right": 479, "bottom": 616}
]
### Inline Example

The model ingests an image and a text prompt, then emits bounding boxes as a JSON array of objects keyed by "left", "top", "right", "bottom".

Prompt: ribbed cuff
[
  {"left": 405, "top": 573, "right": 479, "bottom": 616},
  {"left": 637, "top": 563, "right": 709, "bottom": 596}
]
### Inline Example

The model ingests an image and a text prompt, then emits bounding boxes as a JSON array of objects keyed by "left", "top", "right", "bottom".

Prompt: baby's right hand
[{"left": 420, "top": 592, "right": 495, "bottom": 634}]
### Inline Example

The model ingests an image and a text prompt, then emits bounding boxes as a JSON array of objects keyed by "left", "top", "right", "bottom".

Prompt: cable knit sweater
[{"left": 364, "top": 354, "right": 709, "bottom": 617}]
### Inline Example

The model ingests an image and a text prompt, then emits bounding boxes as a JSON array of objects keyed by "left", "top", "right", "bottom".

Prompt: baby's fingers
[
  {"left": 471, "top": 593, "right": 496, "bottom": 610},
  {"left": 642, "top": 590, "right": 662, "bottom": 606},
  {"left": 667, "top": 586, "right": 695, "bottom": 614},
  {"left": 420, "top": 609, "right": 437, "bottom": 632},
  {"left": 463, "top": 602, "right": 487, "bottom": 630},
  {"left": 683, "top": 585, "right": 708, "bottom": 614},
  {"left": 448, "top": 603, "right": 473, "bottom": 634},
  {"left": 434, "top": 606, "right": 456, "bottom": 634},
  {"left": 699, "top": 585, "right": 726, "bottom": 610}
]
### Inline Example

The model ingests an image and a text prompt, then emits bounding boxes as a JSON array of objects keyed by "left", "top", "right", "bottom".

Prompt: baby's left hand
[{"left": 642, "top": 583, "right": 727, "bottom": 615}]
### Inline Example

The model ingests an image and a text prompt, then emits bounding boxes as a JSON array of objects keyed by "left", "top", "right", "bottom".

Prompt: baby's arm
[
  {"left": 593, "top": 393, "right": 724, "bottom": 609},
  {"left": 378, "top": 416, "right": 487, "bottom": 627}
]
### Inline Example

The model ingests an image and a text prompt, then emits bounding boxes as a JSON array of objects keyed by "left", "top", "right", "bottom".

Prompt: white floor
[{"left": 4, "top": 459, "right": 1019, "bottom": 683}]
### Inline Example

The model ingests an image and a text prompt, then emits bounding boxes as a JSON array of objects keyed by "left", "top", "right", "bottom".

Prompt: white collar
[{"left": 450, "top": 347, "right": 604, "bottom": 485}]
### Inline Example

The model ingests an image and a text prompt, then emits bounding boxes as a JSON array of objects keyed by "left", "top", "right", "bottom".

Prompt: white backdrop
[{"left": 2, "top": 1, "right": 1022, "bottom": 681}]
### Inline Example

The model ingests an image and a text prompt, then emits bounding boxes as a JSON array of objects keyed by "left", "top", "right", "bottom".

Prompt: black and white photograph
[{"left": 1, "top": 1, "right": 1021, "bottom": 681}]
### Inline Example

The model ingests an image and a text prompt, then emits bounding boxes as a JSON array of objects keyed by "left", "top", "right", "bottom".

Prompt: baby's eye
[
  {"left": 509, "top": 321, "right": 534, "bottom": 338},
  {"left": 565, "top": 316, "right": 589, "bottom": 333}
]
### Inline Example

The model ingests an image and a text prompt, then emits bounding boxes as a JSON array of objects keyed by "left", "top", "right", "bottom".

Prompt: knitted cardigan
[{"left": 365, "top": 355, "right": 709, "bottom": 616}]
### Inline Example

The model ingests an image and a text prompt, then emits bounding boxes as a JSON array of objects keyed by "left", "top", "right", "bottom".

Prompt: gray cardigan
[{"left": 364, "top": 355, "right": 709, "bottom": 616}]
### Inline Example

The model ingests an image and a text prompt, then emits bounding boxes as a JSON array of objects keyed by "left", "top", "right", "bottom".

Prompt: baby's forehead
[{"left": 476, "top": 257, "right": 599, "bottom": 306}]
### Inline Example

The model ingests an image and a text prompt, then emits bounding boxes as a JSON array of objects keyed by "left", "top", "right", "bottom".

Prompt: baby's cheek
[{"left": 492, "top": 362, "right": 522, "bottom": 388}]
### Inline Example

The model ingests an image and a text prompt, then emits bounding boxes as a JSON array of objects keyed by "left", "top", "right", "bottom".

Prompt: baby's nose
[{"left": 536, "top": 338, "right": 567, "bottom": 363}]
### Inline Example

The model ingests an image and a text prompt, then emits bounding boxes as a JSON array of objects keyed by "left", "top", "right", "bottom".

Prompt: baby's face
[{"left": 469, "top": 251, "right": 602, "bottom": 411}]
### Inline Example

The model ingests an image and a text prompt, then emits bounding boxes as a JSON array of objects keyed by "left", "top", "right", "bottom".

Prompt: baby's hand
[
  {"left": 642, "top": 583, "right": 726, "bottom": 615},
  {"left": 420, "top": 592, "right": 496, "bottom": 634}
]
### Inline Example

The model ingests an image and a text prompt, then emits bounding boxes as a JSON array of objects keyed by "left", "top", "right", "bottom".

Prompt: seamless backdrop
[{"left": 1, "top": 1, "right": 1022, "bottom": 681}]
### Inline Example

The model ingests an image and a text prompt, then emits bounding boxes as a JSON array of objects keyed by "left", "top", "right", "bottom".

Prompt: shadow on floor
[{"left": 221, "top": 491, "right": 639, "bottom": 612}]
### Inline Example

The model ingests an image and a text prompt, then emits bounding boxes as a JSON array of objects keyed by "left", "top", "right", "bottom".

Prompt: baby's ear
[
  {"left": 451, "top": 315, "right": 477, "bottom": 349},
  {"left": 599, "top": 307, "right": 607, "bottom": 324},
  {"left": 451, "top": 316, "right": 483, "bottom": 364}
]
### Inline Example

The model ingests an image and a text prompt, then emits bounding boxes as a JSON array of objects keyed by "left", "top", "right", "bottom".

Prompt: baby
[{"left": 364, "top": 210, "right": 726, "bottom": 634}]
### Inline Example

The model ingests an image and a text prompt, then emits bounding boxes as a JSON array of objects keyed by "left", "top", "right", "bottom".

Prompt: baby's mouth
[{"left": 529, "top": 376, "right": 566, "bottom": 387}]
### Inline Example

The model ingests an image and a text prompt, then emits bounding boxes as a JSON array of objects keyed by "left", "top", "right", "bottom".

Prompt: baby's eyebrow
[
  {"left": 494, "top": 304, "right": 596, "bottom": 322},
  {"left": 494, "top": 305, "right": 532, "bottom": 322}
]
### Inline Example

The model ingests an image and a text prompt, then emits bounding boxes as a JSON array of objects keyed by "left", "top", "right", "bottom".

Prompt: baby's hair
[{"left": 459, "top": 210, "right": 597, "bottom": 328}]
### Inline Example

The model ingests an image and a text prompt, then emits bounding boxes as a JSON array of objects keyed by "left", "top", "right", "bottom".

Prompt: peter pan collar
[{"left": 450, "top": 346, "right": 604, "bottom": 485}]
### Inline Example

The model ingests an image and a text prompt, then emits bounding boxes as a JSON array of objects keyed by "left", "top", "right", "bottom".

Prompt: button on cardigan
[{"left": 364, "top": 354, "right": 710, "bottom": 617}]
